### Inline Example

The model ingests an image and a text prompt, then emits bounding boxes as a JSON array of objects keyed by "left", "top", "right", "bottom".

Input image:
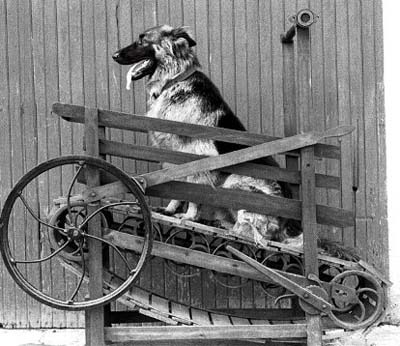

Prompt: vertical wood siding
[{"left": 0, "top": 0, "right": 386, "bottom": 328}]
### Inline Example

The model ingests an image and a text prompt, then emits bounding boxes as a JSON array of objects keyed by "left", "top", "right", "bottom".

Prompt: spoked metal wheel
[
  {"left": 327, "top": 270, "right": 385, "bottom": 330},
  {"left": 0, "top": 155, "right": 153, "bottom": 310}
]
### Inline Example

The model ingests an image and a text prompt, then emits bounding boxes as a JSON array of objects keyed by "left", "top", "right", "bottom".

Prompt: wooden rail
[
  {"left": 52, "top": 102, "right": 341, "bottom": 160},
  {"left": 99, "top": 139, "right": 341, "bottom": 190},
  {"left": 140, "top": 126, "right": 353, "bottom": 187}
]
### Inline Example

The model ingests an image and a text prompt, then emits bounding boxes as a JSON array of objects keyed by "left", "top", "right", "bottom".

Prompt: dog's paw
[
  {"left": 173, "top": 213, "right": 197, "bottom": 225},
  {"left": 152, "top": 206, "right": 175, "bottom": 216}
]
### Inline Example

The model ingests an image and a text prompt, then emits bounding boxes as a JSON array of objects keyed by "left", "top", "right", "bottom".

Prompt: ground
[{"left": 1, "top": 288, "right": 399, "bottom": 346}]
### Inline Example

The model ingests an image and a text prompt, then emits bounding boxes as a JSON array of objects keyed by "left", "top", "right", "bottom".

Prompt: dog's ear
[{"left": 172, "top": 27, "right": 196, "bottom": 47}]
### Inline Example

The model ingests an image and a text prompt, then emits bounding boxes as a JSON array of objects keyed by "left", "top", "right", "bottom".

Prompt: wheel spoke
[
  {"left": 353, "top": 298, "right": 366, "bottom": 322},
  {"left": 66, "top": 163, "right": 85, "bottom": 227},
  {"left": 79, "top": 201, "right": 139, "bottom": 229},
  {"left": 18, "top": 193, "right": 67, "bottom": 236},
  {"left": 12, "top": 238, "right": 72, "bottom": 264},
  {"left": 357, "top": 287, "right": 378, "bottom": 297},
  {"left": 85, "top": 233, "right": 133, "bottom": 272}
]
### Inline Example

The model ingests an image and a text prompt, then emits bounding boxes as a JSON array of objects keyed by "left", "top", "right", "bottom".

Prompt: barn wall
[{"left": 0, "top": 0, "right": 386, "bottom": 328}]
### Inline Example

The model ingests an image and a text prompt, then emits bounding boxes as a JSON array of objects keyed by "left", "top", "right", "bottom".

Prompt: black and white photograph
[{"left": 0, "top": 1, "right": 399, "bottom": 345}]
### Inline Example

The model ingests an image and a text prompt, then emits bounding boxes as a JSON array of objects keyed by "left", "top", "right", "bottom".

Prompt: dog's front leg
[
  {"left": 180, "top": 202, "right": 198, "bottom": 220},
  {"left": 164, "top": 199, "right": 182, "bottom": 215},
  {"left": 173, "top": 202, "right": 199, "bottom": 222}
]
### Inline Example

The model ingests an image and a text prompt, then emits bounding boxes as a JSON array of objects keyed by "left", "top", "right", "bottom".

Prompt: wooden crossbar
[
  {"left": 140, "top": 126, "right": 353, "bottom": 187},
  {"left": 99, "top": 139, "right": 341, "bottom": 190},
  {"left": 105, "top": 325, "right": 308, "bottom": 342},
  {"left": 52, "top": 102, "right": 341, "bottom": 159}
]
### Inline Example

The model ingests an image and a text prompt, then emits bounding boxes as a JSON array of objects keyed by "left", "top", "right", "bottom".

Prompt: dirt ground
[
  {"left": 0, "top": 288, "right": 399, "bottom": 346},
  {"left": 0, "top": 326, "right": 399, "bottom": 346}
]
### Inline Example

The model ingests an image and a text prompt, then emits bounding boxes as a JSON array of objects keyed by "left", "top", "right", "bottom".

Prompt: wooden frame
[{"left": 50, "top": 10, "right": 357, "bottom": 346}]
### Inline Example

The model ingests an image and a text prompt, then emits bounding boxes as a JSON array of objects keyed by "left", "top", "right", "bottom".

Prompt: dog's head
[{"left": 112, "top": 25, "right": 196, "bottom": 82}]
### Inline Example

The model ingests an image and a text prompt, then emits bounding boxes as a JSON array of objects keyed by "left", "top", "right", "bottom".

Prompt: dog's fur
[{"left": 112, "top": 25, "right": 302, "bottom": 244}]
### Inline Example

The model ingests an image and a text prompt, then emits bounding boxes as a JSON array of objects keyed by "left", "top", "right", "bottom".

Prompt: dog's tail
[
  {"left": 317, "top": 238, "right": 360, "bottom": 262},
  {"left": 283, "top": 218, "right": 359, "bottom": 261}
]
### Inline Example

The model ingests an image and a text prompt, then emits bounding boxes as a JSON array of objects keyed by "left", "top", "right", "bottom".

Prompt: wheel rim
[
  {"left": 328, "top": 270, "right": 385, "bottom": 329},
  {"left": 0, "top": 155, "right": 153, "bottom": 310}
]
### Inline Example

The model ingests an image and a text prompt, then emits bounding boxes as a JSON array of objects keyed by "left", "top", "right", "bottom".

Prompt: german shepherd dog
[{"left": 112, "top": 25, "right": 304, "bottom": 246}]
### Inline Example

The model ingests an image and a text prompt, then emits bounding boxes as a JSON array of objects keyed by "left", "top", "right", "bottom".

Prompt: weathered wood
[
  {"left": 84, "top": 108, "right": 105, "bottom": 346},
  {"left": 100, "top": 139, "right": 341, "bottom": 190},
  {"left": 105, "top": 324, "right": 308, "bottom": 342},
  {"left": 79, "top": 180, "right": 355, "bottom": 228},
  {"left": 52, "top": 102, "right": 341, "bottom": 160},
  {"left": 297, "top": 26, "right": 322, "bottom": 346},
  {"left": 106, "top": 231, "right": 309, "bottom": 288},
  {"left": 140, "top": 126, "right": 353, "bottom": 187}
]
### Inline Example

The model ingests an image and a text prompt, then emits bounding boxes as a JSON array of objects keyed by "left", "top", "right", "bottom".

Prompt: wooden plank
[
  {"left": 348, "top": 0, "right": 367, "bottom": 257},
  {"left": 8, "top": 0, "right": 28, "bottom": 328},
  {"left": 140, "top": 126, "right": 353, "bottom": 187},
  {"left": 99, "top": 139, "right": 341, "bottom": 190},
  {"left": 105, "top": 324, "right": 307, "bottom": 342},
  {"left": 68, "top": 0, "right": 85, "bottom": 326},
  {"left": 103, "top": 340, "right": 270, "bottom": 346},
  {"left": 80, "top": 179, "right": 355, "bottom": 228},
  {"left": 44, "top": 0, "right": 66, "bottom": 327},
  {"left": 52, "top": 102, "right": 341, "bottom": 160},
  {"left": 297, "top": 25, "right": 322, "bottom": 346},
  {"left": 374, "top": 0, "right": 389, "bottom": 276},
  {"left": 322, "top": 0, "right": 341, "bottom": 246},
  {"left": 84, "top": 108, "right": 105, "bottom": 346},
  {"left": 151, "top": 294, "right": 170, "bottom": 315},
  {"left": 271, "top": 0, "right": 285, "bottom": 140},
  {"left": 56, "top": 0, "right": 79, "bottom": 328},
  {"left": 0, "top": 0, "right": 14, "bottom": 328},
  {"left": 20, "top": 0, "right": 41, "bottom": 328},
  {"left": 336, "top": 0, "right": 355, "bottom": 249},
  {"left": 171, "top": 302, "right": 192, "bottom": 323},
  {"left": 230, "top": 316, "right": 251, "bottom": 326},
  {"left": 361, "top": 0, "right": 381, "bottom": 270},
  {"left": 31, "top": 0, "right": 53, "bottom": 328},
  {"left": 107, "top": 232, "right": 309, "bottom": 287},
  {"left": 209, "top": 313, "right": 231, "bottom": 326},
  {"left": 190, "top": 308, "right": 211, "bottom": 325}
]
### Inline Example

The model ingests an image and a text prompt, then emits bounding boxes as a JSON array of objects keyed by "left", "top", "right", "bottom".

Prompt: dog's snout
[{"left": 112, "top": 52, "right": 120, "bottom": 60}]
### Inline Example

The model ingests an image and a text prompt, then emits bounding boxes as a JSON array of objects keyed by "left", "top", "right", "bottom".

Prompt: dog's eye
[{"left": 138, "top": 34, "right": 145, "bottom": 45}]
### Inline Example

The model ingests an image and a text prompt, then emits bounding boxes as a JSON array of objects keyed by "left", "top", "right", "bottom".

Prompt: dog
[{"left": 112, "top": 25, "right": 304, "bottom": 245}]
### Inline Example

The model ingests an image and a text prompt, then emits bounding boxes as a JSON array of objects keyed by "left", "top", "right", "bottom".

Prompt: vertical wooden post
[
  {"left": 297, "top": 27, "right": 322, "bottom": 346},
  {"left": 84, "top": 107, "right": 106, "bottom": 346}
]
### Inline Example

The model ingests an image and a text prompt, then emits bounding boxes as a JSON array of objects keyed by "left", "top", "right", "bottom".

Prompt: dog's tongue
[{"left": 126, "top": 60, "right": 153, "bottom": 90}]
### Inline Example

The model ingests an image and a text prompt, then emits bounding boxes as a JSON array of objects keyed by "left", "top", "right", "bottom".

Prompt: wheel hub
[{"left": 65, "top": 225, "right": 84, "bottom": 242}]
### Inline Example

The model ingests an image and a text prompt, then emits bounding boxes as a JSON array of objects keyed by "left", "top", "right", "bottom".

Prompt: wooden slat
[
  {"left": 190, "top": 309, "right": 211, "bottom": 325},
  {"left": 140, "top": 127, "right": 353, "bottom": 187},
  {"left": 171, "top": 302, "right": 192, "bottom": 323},
  {"left": 210, "top": 313, "right": 232, "bottom": 326},
  {"left": 151, "top": 295, "right": 170, "bottom": 315},
  {"left": 107, "top": 232, "right": 309, "bottom": 287},
  {"left": 51, "top": 102, "right": 341, "bottom": 160},
  {"left": 105, "top": 324, "right": 307, "bottom": 342},
  {"left": 0, "top": 0, "right": 14, "bottom": 328},
  {"left": 99, "top": 139, "right": 341, "bottom": 190},
  {"left": 84, "top": 108, "right": 105, "bottom": 346},
  {"left": 230, "top": 317, "right": 251, "bottom": 326},
  {"left": 374, "top": 0, "right": 389, "bottom": 276},
  {"left": 8, "top": 0, "right": 27, "bottom": 328},
  {"left": 297, "top": 25, "right": 323, "bottom": 346}
]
